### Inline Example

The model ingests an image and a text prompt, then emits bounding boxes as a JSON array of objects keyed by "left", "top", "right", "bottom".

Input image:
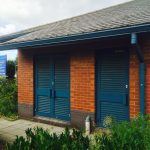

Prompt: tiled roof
[{"left": 1, "top": 0, "right": 150, "bottom": 44}]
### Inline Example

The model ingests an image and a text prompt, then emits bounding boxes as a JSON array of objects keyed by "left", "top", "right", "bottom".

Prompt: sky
[{"left": 0, "top": 0, "right": 131, "bottom": 60}]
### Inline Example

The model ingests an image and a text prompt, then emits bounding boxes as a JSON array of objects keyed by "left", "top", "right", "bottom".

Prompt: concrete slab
[{"left": 0, "top": 118, "right": 65, "bottom": 143}]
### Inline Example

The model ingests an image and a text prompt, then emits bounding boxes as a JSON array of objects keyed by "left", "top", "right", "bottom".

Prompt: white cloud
[
  {"left": 0, "top": 0, "right": 132, "bottom": 30},
  {"left": 0, "top": 0, "right": 131, "bottom": 59},
  {"left": 0, "top": 24, "right": 16, "bottom": 35}
]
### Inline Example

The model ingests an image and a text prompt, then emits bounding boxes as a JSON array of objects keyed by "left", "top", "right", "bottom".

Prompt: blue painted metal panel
[
  {"left": 35, "top": 55, "right": 70, "bottom": 121},
  {"left": 96, "top": 49, "right": 129, "bottom": 126},
  {"left": 140, "top": 63, "right": 145, "bottom": 114},
  {"left": 0, "top": 55, "right": 7, "bottom": 77},
  {"left": 100, "top": 93, "right": 127, "bottom": 105},
  {"left": 54, "top": 56, "right": 70, "bottom": 121},
  {"left": 35, "top": 56, "right": 53, "bottom": 117}
]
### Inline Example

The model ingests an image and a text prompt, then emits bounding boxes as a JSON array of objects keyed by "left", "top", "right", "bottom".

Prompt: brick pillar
[
  {"left": 142, "top": 38, "right": 150, "bottom": 114},
  {"left": 70, "top": 51, "right": 95, "bottom": 128},
  {"left": 18, "top": 49, "right": 34, "bottom": 118},
  {"left": 129, "top": 50, "right": 140, "bottom": 118}
]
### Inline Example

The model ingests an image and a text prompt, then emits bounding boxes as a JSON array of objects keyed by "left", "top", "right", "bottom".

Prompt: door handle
[
  {"left": 123, "top": 94, "right": 128, "bottom": 106},
  {"left": 54, "top": 90, "right": 56, "bottom": 98},
  {"left": 50, "top": 89, "right": 52, "bottom": 98}
]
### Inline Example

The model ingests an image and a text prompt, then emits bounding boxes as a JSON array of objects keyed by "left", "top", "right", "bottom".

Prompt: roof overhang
[
  {"left": 0, "top": 23, "right": 150, "bottom": 50},
  {"left": 0, "top": 31, "right": 32, "bottom": 43}
]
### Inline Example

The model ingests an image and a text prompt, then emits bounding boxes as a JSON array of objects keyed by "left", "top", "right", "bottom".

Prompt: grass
[{"left": 0, "top": 114, "right": 18, "bottom": 121}]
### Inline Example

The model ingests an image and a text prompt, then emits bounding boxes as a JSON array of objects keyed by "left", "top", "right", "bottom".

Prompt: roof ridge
[
  {"left": 0, "top": 0, "right": 135, "bottom": 37},
  {"left": 38, "top": 0, "right": 134, "bottom": 26},
  {"left": 0, "top": 0, "right": 149, "bottom": 45}
]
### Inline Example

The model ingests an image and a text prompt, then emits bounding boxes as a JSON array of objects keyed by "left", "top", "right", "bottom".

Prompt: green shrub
[
  {"left": 92, "top": 115, "right": 150, "bottom": 150},
  {"left": 6, "top": 127, "right": 90, "bottom": 150},
  {"left": 6, "top": 60, "right": 16, "bottom": 79},
  {"left": 0, "top": 78, "right": 17, "bottom": 117}
]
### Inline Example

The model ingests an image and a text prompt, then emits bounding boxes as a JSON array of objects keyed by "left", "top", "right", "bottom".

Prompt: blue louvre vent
[{"left": 96, "top": 50, "right": 129, "bottom": 126}]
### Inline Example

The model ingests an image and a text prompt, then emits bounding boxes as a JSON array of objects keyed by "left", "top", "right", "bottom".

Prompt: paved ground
[{"left": 0, "top": 118, "right": 64, "bottom": 143}]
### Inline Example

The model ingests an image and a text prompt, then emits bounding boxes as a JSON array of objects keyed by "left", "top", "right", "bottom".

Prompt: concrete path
[{"left": 0, "top": 118, "right": 64, "bottom": 143}]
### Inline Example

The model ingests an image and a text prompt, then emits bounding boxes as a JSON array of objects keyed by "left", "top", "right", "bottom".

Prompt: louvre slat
[
  {"left": 37, "top": 59, "right": 51, "bottom": 89},
  {"left": 36, "top": 57, "right": 52, "bottom": 117},
  {"left": 96, "top": 50, "right": 129, "bottom": 126},
  {"left": 54, "top": 57, "right": 70, "bottom": 121},
  {"left": 35, "top": 56, "right": 70, "bottom": 121},
  {"left": 38, "top": 96, "right": 50, "bottom": 114}
]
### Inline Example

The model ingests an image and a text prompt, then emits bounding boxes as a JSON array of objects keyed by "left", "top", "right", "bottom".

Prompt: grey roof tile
[{"left": 1, "top": 0, "right": 150, "bottom": 44}]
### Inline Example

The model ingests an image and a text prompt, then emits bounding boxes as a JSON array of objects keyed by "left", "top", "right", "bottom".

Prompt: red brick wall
[
  {"left": 18, "top": 49, "right": 34, "bottom": 105},
  {"left": 70, "top": 51, "right": 95, "bottom": 113},
  {"left": 129, "top": 50, "right": 140, "bottom": 118},
  {"left": 17, "top": 36, "right": 150, "bottom": 123},
  {"left": 129, "top": 37, "right": 150, "bottom": 118}
]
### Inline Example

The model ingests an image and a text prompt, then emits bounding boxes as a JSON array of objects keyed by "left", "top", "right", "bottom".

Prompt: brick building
[{"left": 0, "top": 0, "right": 150, "bottom": 127}]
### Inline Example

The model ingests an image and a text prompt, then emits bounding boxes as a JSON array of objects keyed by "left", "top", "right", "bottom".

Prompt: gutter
[
  {"left": 0, "top": 23, "right": 150, "bottom": 50},
  {"left": 131, "top": 33, "right": 145, "bottom": 115}
]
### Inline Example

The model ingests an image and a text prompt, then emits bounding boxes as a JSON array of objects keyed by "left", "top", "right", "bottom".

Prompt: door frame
[
  {"left": 95, "top": 48, "right": 130, "bottom": 126},
  {"left": 34, "top": 53, "right": 71, "bottom": 121}
]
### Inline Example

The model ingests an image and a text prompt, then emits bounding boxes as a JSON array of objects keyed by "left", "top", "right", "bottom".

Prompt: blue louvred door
[
  {"left": 54, "top": 56, "right": 70, "bottom": 121},
  {"left": 96, "top": 49, "right": 129, "bottom": 126},
  {"left": 35, "top": 55, "right": 70, "bottom": 121},
  {"left": 35, "top": 56, "right": 53, "bottom": 117}
]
